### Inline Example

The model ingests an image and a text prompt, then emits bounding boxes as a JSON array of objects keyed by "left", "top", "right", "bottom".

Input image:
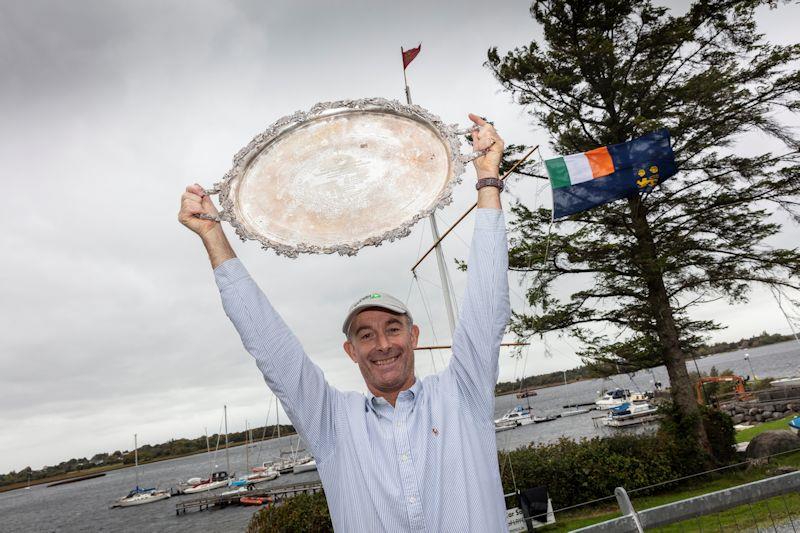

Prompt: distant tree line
[
  {"left": 494, "top": 331, "right": 795, "bottom": 396},
  {"left": 0, "top": 423, "right": 295, "bottom": 489}
]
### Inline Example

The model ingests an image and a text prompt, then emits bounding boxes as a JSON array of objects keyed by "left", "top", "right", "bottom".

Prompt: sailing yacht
[
  {"left": 111, "top": 434, "right": 170, "bottom": 507},
  {"left": 180, "top": 406, "right": 235, "bottom": 494}
]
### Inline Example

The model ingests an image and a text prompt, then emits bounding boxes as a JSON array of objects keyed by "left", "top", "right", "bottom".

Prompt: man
[{"left": 179, "top": 114, "right": 511, "bottom": 532}]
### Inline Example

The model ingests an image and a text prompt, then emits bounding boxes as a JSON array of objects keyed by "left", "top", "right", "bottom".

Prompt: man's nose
[{"left": 375, "top": 331, "right": 392, "bottom": 351}]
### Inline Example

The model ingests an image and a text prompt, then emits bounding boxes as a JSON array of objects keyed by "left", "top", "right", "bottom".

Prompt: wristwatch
[{"left": 475, "top": 177, "right": 504, "bottom": 192}]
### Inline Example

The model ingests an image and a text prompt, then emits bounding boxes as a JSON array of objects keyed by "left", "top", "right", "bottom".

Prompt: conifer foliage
[{"left": 488, "top": 0, "right": 800, "bottom": 450}]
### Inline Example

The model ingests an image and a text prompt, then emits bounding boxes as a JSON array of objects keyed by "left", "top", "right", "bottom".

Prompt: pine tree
[{"left": 488, "top": 0, "right": 800, "bottom": 453}]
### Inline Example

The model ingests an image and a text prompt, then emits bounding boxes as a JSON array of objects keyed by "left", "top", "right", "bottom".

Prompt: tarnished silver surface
[{"left": 208, "top": 98, "right": 471, "bottom": 257}]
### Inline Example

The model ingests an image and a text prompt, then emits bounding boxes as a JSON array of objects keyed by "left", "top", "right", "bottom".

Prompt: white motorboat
[
  {"left": 595, "top": 388, "right": 631, "bottom": 409},
  {"left": 293, "top": 459, "right": 317, "bottom": 474},
  {"left": 602, "top": 402, "right": 661, "bottom": 428},
  {"left": 494, "top": 405, "right": 534, "bottom": 428},
  {"left": 771, "top": 376, "right": 800, "bottom": 387},
  {"left": 494, "top": 420, "right": 517, "bottom": 433}
]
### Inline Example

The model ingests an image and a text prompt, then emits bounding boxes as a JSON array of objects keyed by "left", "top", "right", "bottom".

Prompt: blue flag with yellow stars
[{"left": 545, "top": 129, "right": 677, "bottom": 219}]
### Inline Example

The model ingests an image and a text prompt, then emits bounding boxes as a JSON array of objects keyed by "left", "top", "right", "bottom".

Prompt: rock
[
  {"left": 762, "top": 410, "right": 774, "bottom": 419},
  {"left": 735, "top": 405, "right": 746, "bottom": 414},
  {"left": 732, "top": 414, "right": 744, "bottom": 424},
  {"left": 774, "top": 403, "right": 787, "bottom": 412},
  {"left": 746, "top": 430, "right": 800, "bottom": 459},
  {"left": 784, "top": 411, "right": 793, "bottom": 418},
  {"left": 749, "top": 408, "right": 760, "bottom": 416},
  {"left": 755, "top": 414, "right": 764, "bottom": 422}
]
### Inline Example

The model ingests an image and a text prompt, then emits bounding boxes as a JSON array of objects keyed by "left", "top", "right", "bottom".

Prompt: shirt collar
[{"left": 365, "top": 377, "right": 421, "bottom": 414}]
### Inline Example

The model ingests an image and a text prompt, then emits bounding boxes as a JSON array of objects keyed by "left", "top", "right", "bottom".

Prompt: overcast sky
[{"left": 1, "top": 0, "right": 798, "bottom": 473}]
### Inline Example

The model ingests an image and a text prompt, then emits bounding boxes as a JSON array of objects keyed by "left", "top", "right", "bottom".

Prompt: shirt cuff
[
  {"left": 474, "top": 208, "right": 505, "bottom": 231},
  {"left": 214, "top": 258, "right": 251, "bottom": 290}
]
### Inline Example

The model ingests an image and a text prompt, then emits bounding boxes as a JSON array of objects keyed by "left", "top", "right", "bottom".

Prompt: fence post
[{"left": 615, "top": 487, "right": 644, "bottom": 533}]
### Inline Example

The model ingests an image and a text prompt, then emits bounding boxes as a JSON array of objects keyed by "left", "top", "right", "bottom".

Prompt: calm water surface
[{"left": 2, "top": 341, "right": 798, "bottom": 532}]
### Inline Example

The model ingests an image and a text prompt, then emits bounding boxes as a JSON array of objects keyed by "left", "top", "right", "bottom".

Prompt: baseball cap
[{"left": 342, "top": 292, "right": 413, "bottom": 335}]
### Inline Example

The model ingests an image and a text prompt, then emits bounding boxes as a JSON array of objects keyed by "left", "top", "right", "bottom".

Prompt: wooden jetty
[
  {"left": 175, "top": 481, "right": 324, "bottom": 515},
  {"left": 47, "top": 472, "right": 106, "bottom": 487},
  {"left": 562, "top": 401, "right": 595, "bottom": 409}
]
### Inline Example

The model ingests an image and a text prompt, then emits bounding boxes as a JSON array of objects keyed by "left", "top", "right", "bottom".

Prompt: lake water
[{"left": 2, "top": 340, "right": 798, "bottom": 532}]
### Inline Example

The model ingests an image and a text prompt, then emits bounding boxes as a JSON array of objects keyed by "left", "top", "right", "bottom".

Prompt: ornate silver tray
[{"left": 202, "top": 98, "right": 481, "bottom": 257}]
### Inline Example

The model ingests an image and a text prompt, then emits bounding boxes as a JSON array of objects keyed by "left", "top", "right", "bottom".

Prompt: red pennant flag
[{"left": 402, "top": 44, "right": 422, "bottom": 70}]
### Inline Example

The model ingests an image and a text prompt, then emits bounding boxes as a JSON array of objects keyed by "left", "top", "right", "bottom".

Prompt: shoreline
[{"left": 0, "top": 430, "right": 298, "bottom": 494}]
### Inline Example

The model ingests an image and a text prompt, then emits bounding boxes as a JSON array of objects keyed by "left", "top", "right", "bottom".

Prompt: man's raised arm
[
  {"left": 445, "top": 116, "right": 511, "bottom": 419},
  {"left": 179, "top": 185, "right": 337, "bottom": 462}
]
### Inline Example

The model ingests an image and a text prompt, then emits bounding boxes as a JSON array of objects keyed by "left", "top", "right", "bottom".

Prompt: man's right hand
[
  {"left": 178, "top": 184, "right": 220, "bottom": 239},
  {"left": 179, "top": 184, "right": 236, "bottom": 268}
]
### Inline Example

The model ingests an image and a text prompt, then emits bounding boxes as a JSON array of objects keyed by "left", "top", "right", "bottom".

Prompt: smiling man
[{"left": 179, "top": 114, "right": 511, "bottom": 532}]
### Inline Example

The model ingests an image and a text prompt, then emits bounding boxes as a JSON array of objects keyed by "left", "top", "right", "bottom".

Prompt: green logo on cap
[{"left": 369, "top": 293, "right": 381, "bottom": 299}]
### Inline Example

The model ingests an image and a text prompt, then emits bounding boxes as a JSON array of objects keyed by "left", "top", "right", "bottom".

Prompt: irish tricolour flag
[{"left": 545, "top": 129, "right": 677, "bottom": 219}]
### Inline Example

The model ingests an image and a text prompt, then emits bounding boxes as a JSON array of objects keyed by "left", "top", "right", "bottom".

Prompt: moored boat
[
  {"left": 602, "top": 402, "right": 661, "bottom": 427},
  {"left": 111, "top": 434, "right": 171, "bottom": 508},
  {"left": 494, "top": 419, "right": 517, "bottom": 433},
  {"left": 494, "top": 405, "right": 534, "bottom": 428},
  {"left": 595, "top": 388, "right": 631, "bottom": 409},
  {"left": 771, "top": 376, "right": 800, "bottom": 388},
  {"left": 293, "top": 459, "right": 317, "bottom": 474},
  {"left": 112, "top": 487, "right": 171, "bottom": 507},
  {"left": 240, "top": 495, "right": 272, "bottom": 506},
  {"left": 181, "top": 471, "right": 233, "bottom": 494}
]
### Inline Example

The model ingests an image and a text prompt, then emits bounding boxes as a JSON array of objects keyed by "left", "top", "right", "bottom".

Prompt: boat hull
[{"left": 113, "top": 492, "right": 170, "bottom": 507}]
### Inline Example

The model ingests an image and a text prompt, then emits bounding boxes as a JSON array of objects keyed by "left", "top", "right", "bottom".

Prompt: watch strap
[{"left": 475, "top": 177, "right": 504, "bottom": 192}]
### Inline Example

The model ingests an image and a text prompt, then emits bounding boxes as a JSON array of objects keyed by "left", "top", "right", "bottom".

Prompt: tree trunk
[{"left": 627, "top": 196, "right": 711, "bottom": 454}]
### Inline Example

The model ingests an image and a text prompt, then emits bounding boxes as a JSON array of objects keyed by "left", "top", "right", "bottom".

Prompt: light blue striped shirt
[{"left": 214, "top": 208, "right": 511, "bottom": 532}]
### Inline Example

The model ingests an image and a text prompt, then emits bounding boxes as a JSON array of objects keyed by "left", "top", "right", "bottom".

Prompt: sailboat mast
[
  {"left": 224, "top": 405, "right": 231, "bottom": 475},
  {"left": 400, "top": 47, "right": 458, "bottom": 334},
  {"left": 245, "top": 420, "right": 250, "bottom": 472},
  {"left": 205, "top": 427, "right": 212, "bottom": 477},
  {"left": 134, "top": 433, "right": 140, "bottom": 490},
  {"left": 276, "top": 397, "right": 281, "bottom": 439}
]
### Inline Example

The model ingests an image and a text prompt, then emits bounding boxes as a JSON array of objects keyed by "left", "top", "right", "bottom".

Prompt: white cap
[{"left": 342, "top": 292, "right": 413, "bottom": 335}]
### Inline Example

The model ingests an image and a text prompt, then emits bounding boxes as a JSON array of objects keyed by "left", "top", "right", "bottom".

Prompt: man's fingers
[
  {"left": 181, "top": 192, "right": 203, "bottom": 204},
  {"left": 186, "top": 183, "right": 206, "bottom": 197},
  {"left": 468, "top": 113, "right": 487, "bottom": 127}
]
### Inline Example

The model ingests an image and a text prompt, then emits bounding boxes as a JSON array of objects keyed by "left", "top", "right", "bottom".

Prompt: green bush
[
  {"left": 500, "top": 434, "right": 681, "bottom": 508},
  {"left": 247, "top": 492, "right": 333, "bottom": 533},
  {"left": 659, "top": 402, "right": 737, "bottom": 468},
  {"left": 247, "top": 420, "right": 737, "bottom": 527}
]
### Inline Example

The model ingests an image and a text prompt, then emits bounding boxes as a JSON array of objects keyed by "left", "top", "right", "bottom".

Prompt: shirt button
[
  {"left": 396, "top": 421, "right": 403, "bottom": 427},
  {"left": 408, "top": 496, "right": 416, "bottom": 503},
  {"left": 400, "top": 453, "right": 408, "bottom": 462}
]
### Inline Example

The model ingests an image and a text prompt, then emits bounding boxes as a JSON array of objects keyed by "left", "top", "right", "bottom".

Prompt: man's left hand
[{"left": 468, "top": 113, "right": 504, "bottom": 179}]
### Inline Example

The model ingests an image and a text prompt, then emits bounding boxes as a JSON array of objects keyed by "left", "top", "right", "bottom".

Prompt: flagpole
[{"left": 401, "top": 45, "right": 458, "bottom": 335}]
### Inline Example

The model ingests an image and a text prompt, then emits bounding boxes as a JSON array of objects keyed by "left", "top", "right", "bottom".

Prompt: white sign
[{"left": 506, "top": 507, "right": 527, "bottom": 533}]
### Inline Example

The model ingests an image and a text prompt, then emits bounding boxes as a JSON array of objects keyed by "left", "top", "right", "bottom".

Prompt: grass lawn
[
  {"left": 736, "top": 414, "right": 797, "bottom": 443},
  {"left": 537, "top": 450, "right": 800, "bottom": 532}
]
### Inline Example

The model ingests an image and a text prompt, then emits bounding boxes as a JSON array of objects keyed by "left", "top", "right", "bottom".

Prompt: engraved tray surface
[{"left": 210, "top": 98, "right": 466, "bottom": 257}]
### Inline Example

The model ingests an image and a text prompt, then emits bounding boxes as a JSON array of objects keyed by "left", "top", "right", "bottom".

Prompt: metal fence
[{"left": 572, "top": 470, "right": 800, "bottom": 532}]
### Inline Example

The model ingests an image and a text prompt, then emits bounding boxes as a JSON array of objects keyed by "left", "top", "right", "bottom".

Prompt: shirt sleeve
[
  {"left": 443, "top": 208, "right": 511, "bottom": 421},
  {"left": 214, "top": 258, "right": 336, "bottom": 462}
]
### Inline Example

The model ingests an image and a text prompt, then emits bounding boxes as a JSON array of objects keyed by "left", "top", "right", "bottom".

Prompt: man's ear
[
  {"left": 343, "top": 340, "right": 358, "bottom": 363},
  {"left": 411, "top": 324, "right": 420, "bottom": 349}
]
